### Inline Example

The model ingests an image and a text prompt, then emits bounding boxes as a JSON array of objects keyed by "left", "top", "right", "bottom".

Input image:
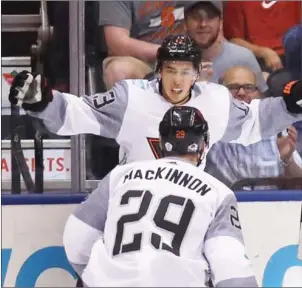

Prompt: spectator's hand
[
  {"left": 199, "top": 62, "right": 213, "bottom": 82},
  {"left": 9, "top": 70, "right": 53, "bottom": 112},
  {"left": 259, "top": 47, "right": 283, "bottom": 71},
  {"left": 277, "top": 126, "right": 297, "bottom": 164}
]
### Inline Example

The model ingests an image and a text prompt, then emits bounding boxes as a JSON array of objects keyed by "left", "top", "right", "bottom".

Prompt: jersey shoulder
[
  {"left": 194, "top": 81, "right": 230, "bottom": 94},
  {"left": 160, "top": 158, "right": 235, "bottom": 201},
  {"left": 122, "top": 79, "right": 154, "bottom": 91},
  {"left": 159, "top": 157, "right": 233, "bottom": 195},
  {"left": 196, "top": 167, "right": 235, "bottom": 199}
]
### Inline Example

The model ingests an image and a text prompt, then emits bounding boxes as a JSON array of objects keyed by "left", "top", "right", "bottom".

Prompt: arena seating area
[{"left": 1, "top": 1, "right": 302, "bottom": 191}]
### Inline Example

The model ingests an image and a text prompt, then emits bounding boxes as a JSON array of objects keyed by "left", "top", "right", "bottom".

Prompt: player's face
[
  {"left": 160, "top": 61, "right": 198, "bottom": 104},
  {"left": 185, "top": 9, "right": 221, "bottom": 49},
  {"left": 223, "top": 68, "right": 260, "bottom": 104}
]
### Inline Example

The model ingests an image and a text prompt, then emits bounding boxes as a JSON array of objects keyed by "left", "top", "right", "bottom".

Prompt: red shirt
[{"left": 223, "top": 1, "right": 301, "bottom": 55}]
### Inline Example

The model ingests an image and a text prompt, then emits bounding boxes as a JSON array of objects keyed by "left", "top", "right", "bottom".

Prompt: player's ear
[
  {"left": 158, "top": 69, "right": 163, "bottom": 80},
  {"left": 192, "top": 68, "right": 199, "bottom": 84}
]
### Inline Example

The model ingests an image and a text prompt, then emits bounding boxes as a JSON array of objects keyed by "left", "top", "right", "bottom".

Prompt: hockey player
[
  {"left": 63, "top": 106, "right": 258, "bottom": 287},
  {"left": 8, "top": 34, "right": 302, "bottom": 165}
]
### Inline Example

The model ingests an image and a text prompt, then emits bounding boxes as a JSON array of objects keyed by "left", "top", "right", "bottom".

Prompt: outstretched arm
[
  {"left": 8, "top": 71, "right": 129, "bottom": 139},
  {"left": 221, "top": 81, "right": 302, "bottom": 145}
]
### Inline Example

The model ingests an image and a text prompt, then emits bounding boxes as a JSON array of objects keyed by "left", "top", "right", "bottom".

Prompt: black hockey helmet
[
  {"left": 156, "top": 34, "right": 202, "bottom": 72},
  {"left": 159, "top": 106, "right": 209, "bottom": 159}
]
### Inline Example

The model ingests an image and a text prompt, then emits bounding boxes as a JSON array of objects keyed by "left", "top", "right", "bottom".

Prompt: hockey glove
[
  {"left": 282, "top": 80, "right": 302, "bottom": 114},
  {"left": 8, "top": 70, "right": 53, "bottom": 112}
]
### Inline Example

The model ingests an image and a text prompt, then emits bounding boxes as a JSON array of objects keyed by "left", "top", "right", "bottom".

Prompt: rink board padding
[{"left": 2, "top": 190, "right": 302, "bottom": 287}]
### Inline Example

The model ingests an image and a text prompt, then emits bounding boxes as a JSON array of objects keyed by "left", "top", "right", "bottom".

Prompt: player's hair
[{"left": 159, "top": 106, "right": 209, "bottom": 165}]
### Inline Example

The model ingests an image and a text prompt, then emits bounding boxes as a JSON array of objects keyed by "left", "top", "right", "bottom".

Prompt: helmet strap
[{"left": 196, "top": 143, "right": 207, "bottom": 167}]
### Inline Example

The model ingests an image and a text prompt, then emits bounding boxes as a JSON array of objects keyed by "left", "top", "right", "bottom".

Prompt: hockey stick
[
  {"left": 31, "top": 42, "right": 45, "bottom": 193},
  {"left": 10, "top": 106, "right": 35, "bottom": 193},
  {"left": 9, "top": 40, "right": 46, "bottom": 194},
  {"left": 9, "top": 1, "right": 52, "bottom": 193}
]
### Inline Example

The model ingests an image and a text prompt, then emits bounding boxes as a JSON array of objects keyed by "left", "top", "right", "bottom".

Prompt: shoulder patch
[
  {"left": 131, "top": 79, "right": 147, "bottom": 90},
  {"left": 232, "top": 99, "right": 249, "bottom": 116}
]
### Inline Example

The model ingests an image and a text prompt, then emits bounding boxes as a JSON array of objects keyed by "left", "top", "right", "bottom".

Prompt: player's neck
[
  {"left": 181, "top": 154, "right": 198, "bottom": 165},
  {"left": 165, "top": 155, "right": 198, "bottom": 166},
  {"left": 163, "top": 92, "right": 191, "bottom": 106}
]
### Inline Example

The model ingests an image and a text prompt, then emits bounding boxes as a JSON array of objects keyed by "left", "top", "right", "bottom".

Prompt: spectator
[
  {"left": 283, "top": 24, "right": 302, "bottom": 79},
  {"left": 205, "top": 66, "right": 302, "bottom": 189},
  {"left": 223, "top": 1, "right": 301, "bottom": 73},
  {"left": 184, "top": 1, "right": 268, "bottom": 93},
  {"left": 283, "top": 24, "right": 302, "bottom": 157},
  {"left": 99, "top": 1, "right": 196, "bottom": 89}
]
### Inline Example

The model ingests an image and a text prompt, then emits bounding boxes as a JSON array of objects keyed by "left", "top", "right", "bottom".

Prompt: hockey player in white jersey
[
  {"left": 8, "top": 35, "right": 302, "bottom": 165},
  {"left": 63, "top": 106, "right": 258, "bottom": 287}
]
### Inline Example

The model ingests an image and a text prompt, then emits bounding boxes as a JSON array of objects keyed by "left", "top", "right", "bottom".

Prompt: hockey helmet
[
  {"left": 159, "top": 106, "right": 209, "bottom": 158},
  {"left": 156, "top": 34, "right": 202, "bottom": 72}
]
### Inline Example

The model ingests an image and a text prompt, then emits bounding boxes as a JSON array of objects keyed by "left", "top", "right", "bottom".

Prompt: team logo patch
[
  {"left": 187, "top": 143, "right": 198, "bottom": 153},
  {"left": 233, "top": 100, "right": 249, "bottom": 116},
  {"left": 147, "top": 137, "right": 163, "bottom": 159},
  {"left": 132, "top": 79, "right": 146, "bottom": 90},
  {"left": 165, "top": 142, "right": 173, "bottom": 152}
]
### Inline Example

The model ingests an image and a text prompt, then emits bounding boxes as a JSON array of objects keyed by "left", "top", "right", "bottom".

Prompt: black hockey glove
[
  {"left": 282, "top": 80, "right": 302, "bottom": 114},
  {"left": 8, "top": 70, "right": 53, "bottom": 112}
]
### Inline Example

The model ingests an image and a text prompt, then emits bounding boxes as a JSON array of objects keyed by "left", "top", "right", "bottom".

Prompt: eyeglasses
[{"left": 226, "top": 84, "right": 258, "bottom": 94}]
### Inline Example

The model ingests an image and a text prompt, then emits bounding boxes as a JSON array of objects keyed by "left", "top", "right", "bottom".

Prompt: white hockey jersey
[
  {"left": 28, "top": 79, "right": 302, "bottom": 164},
  {"left": 63, "top": 157, "right": 258, "bottom": 287}
]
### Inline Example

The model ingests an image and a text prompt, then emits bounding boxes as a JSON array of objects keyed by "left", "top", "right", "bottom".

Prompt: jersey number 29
[{"left": 113, "top": 189, "right": 195, "bottom": 257}]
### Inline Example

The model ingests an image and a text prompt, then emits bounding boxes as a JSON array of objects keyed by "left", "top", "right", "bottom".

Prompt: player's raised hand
[{"left": 8, "top": 70, "right": 53, "bottom": 112}]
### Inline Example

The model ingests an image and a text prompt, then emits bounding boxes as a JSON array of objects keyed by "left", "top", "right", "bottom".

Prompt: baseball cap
[
  {"left": 184, "top": 1, "right": 222, "bottom": 17},
  {"left": 266, "top": 68, "right": 297, "bottom": 97}
]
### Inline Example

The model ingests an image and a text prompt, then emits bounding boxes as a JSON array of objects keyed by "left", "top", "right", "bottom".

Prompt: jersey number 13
[{"left": 113, "top": 189, "right": 195, "bottom": 257}]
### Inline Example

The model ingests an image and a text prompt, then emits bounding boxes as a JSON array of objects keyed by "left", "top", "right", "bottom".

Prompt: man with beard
[
  {"left": 184, "top": 1, "right": 268, "bottom": 93},
  {"left": 100, "top": 1, "right": 197, "bottom": 89}
]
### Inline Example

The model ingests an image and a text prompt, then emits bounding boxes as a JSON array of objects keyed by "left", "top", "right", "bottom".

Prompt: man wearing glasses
[{"left": 205, "top": 66, "right": 302, "bottom": 189}]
